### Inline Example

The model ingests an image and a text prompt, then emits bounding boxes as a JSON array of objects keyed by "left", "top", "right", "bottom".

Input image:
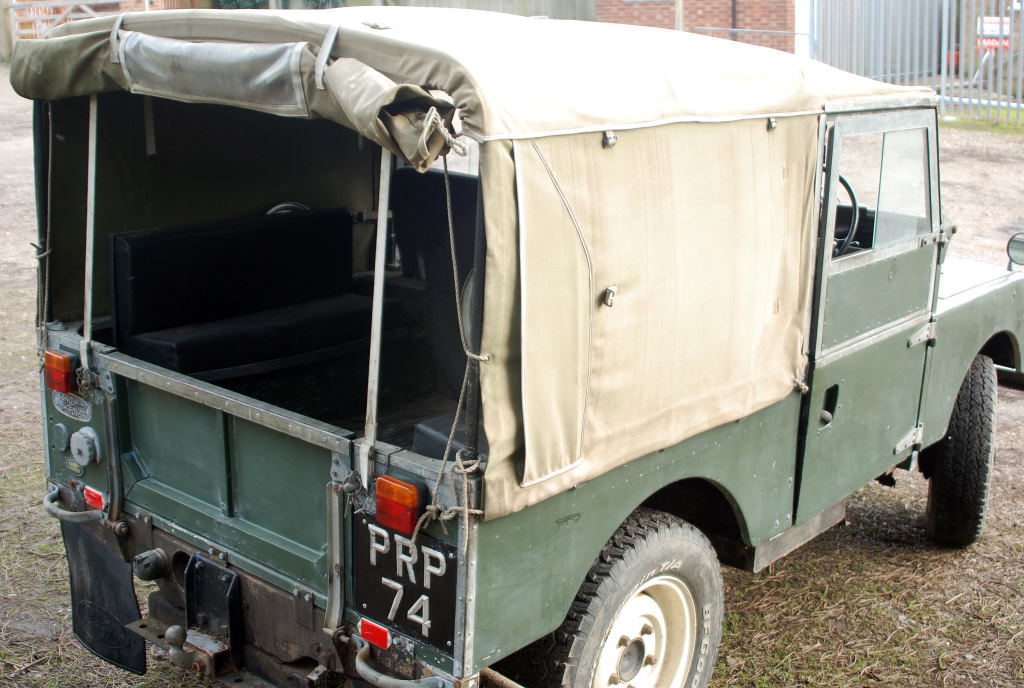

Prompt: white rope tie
[
  {"left": 416, "top": 107, "right": 468, "bottom": 163},
  {"left": 410, "top": 362, "right": 483, "bottom": 555},
  {"left": 441, "top": 155, "right": 490, "bottom": 363}
]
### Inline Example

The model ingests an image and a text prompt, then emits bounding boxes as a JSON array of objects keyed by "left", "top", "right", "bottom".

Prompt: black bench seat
[
  {"left": 110, "top": 208, "right": 399, "bottom": 379},
  {"left": 123, "top": 293, "right": 403, "bottom": 379}
]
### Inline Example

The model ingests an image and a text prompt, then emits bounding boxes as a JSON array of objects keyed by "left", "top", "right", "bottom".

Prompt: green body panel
[
  {"left": 469, "top": 393, "right": 801, "bottom": 671},
  {"left": 821, "top": 247, "right": 934, "bottom": 350},
  {"left": 920, "top": 263, "right": 1024, "bottom": 448},
  {"left": 796, "top": 325, "right": 926, "bottom": 521},
  {"left": 125, "top": 381, "right": 229, "bottom": 508},
  {"left": 797, "top": 242, "right": 937, "bottom": 522},
  {"left": 42, "top": 381, "right": 111, "bottom": 494},
  {"left": 121, "top": 381, "right": 331, "bottom": 591}
]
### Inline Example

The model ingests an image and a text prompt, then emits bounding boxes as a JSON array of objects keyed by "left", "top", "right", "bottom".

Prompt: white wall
[
  {"left": 794, "top": 0, "right": 811, "bottom": 57},
  {"left": 1, "top": 0, "right": 12, "bottom": 62}
]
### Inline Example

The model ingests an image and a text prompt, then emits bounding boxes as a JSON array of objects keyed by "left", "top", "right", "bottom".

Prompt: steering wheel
[{"left": 833, "top": 174, "right": 860, "bottom": 257}]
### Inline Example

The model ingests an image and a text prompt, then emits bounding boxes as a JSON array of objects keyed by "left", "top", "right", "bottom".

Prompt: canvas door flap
[
  {"left": 323, "top": 58, "right": 457, "bottom": 172},
  {"left": 569, "top": 118, "right": 817, "bottom": 465},
  {"left": 512, "top": 140, "right": 592, "bottom": 485},
  {"left": 118, "top": 31, "right": 314, "bottom": 117},
  {"left": 486, "top": 118, "right": 818, "bottom": 517}
]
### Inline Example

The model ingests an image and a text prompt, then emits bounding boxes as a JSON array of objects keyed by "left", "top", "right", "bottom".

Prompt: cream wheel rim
[{"left": 592, "top": 574, "right": 697, "bottom": 688}]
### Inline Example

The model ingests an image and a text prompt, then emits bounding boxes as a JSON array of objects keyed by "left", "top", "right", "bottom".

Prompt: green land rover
[{"left": 10, "top": 7, "right": 1024, "bottom": 688}]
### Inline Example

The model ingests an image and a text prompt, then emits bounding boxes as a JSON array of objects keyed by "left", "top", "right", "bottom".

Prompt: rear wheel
[
  {"left": 925, "top": 354, "right": 997, "bottom": 546},
  {"left": 497, "top": 508, "right": 723, "bottom": 688}
]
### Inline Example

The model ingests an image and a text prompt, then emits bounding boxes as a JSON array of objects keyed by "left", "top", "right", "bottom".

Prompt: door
[{"left": 796, "top": 109, "right": 942, "bottom": 523}]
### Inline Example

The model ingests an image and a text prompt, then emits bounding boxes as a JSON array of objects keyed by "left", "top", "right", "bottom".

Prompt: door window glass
[
  {"left": 875, "top": 128, "right": 930, "bottom": 246},
  {"left": 834, "top": 133, "right": 882, "bottom": 255},
  {"left": 832, "top": 126, "right": 931, "bottom": 257}
]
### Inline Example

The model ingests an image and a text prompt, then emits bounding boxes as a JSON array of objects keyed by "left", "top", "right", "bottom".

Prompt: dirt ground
[{"left": 1, "top": 62, "right": 1023, "bottom": 688}]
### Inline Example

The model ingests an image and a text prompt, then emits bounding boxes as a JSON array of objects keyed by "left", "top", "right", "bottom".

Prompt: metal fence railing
[
  {"left": 7, "top": 0, "right": 157, "bottom": 45},
  {"left": 5, "top": 0, "right": 593, "bottom": 48},
  {"left": 812, "top": 0, "right": 1024, "bottom": 123},
  {"left": 688, "top": 26, "right": 806, "bottom": 54},
  {"left": 941, "top": 0, "right": 1024, "bottom": 120}
]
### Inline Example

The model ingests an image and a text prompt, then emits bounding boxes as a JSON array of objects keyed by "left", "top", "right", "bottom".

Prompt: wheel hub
[
  {"left": 593, "top": 574, "right": 697, "bottom": 688},
  {"left": 616, "top": 638, "right": 646, "bottom": 682}
]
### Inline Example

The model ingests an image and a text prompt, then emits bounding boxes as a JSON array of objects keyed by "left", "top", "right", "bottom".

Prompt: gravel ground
[{"left": 1, "top": 62, "right": 1022, "bottom": 688}]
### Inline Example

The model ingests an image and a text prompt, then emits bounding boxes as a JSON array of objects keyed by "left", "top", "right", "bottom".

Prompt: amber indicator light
[
  {"left": 43, "top": 350, "right": 76, "bottom": 394},
  {"left": 375, "top": 475, "right": 421, "bottom": 535}
]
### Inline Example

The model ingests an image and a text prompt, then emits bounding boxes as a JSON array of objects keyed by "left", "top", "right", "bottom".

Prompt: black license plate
[{"left": 352, "top": 515, "right": 458, "bottom": 652}]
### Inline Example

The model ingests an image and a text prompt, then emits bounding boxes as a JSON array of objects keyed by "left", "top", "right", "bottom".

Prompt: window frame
[{"left": 823, "top": 109, "right": 940, "bottom": 274}]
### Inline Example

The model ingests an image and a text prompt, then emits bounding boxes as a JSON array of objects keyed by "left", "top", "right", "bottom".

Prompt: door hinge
[
  {"left": 919, "top": 231, "right": 948, "bottom": 248},
  {"left": 907, "top": 321, "right": 937, "bottom": 348},
  {"left": 894, "top": 424, "right": 924, "bottom": 455}
]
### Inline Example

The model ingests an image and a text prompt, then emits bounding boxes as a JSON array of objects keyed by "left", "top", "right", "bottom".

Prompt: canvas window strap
[
  {"left": 109, "top": 14, "right": 126, "bottom": 64},
  {"left": 143, "top": 96, "right": 157, "bottom": 159},
  {"left": 33, "top": 105, "right": 55, "bottom": 353},
  {"left": 359, "top": 148, "right": 393, "bottom": 488},
  {"left": 315, "top": 24, "right": 341, "bottom": 90},
  {"left": 81, "top": 94, "right": 99, "bottom": 371}
]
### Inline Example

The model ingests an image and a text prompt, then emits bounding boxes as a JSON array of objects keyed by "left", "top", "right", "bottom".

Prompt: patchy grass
[
  {"left": 712, "top": 464, "right": 1024, "bottom": 688},
  {"left": 940, "top": 114, "right": 1024, "bottom": 137}
]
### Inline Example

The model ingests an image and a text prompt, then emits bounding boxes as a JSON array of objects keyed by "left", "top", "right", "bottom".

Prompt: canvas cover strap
[{"left": 314, "top": 24, "right": 341, "bottom": 90}]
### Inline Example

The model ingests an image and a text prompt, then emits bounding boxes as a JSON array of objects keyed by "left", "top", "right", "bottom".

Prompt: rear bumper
[{"left": 47, "top": 499, "right": 465, "bottom": 688}]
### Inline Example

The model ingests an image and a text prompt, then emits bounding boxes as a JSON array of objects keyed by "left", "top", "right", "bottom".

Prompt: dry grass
[
  {"left": 711, "top": 450, "right": 1024, "bottom": 688},
  {"left": 1, "top": 64, "right": 1023, "bottom": 687}
]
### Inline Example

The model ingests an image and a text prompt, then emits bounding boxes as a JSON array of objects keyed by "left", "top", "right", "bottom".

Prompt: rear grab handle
[
  {"left": 353, "top": 637, "right": 447, "bottom": 688},
  {"left": 43, "top": 487, "right": 105, "bottom": 523}
]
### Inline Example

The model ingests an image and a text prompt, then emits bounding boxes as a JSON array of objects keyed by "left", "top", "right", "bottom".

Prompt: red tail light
[
  {"left": 358, "top": 617, "right": 391, "bottom": 650},
  {"left": 43, "top": 350, "right": 76, "bottom": 394},
  {"left": 375, "top": 475, "right": 421, "bottom": 535},
  {"left": 83, "top": 485, "right": 105, "bottom": 510}
]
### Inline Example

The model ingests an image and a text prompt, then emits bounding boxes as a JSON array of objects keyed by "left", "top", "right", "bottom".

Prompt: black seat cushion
[
  {"left": 107, "top": 208, "right": 408, "bottom": 377},
  {"left": 110, "top": 209, "right": 354, "bottom": 342},
  {"left": 123, "top": 294, "right": 403, "bottom": 375}
]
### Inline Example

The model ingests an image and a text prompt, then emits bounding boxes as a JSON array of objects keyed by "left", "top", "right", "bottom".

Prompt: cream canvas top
[
  {"left": 11, "top": 8, "right": 938, "bottom": 520},
  {"left": 12, "top": 7, "right": 934, "bottom": 140}
]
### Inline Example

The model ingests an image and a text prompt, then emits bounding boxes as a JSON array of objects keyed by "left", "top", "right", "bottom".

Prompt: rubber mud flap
[{"left": 60, "top": 521, "right": 146, "bottom": 674}]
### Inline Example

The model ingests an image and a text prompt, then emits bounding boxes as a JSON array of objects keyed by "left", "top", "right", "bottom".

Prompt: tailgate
[{"left": 102, "top": 352, "right": 353, "bottom": 596}]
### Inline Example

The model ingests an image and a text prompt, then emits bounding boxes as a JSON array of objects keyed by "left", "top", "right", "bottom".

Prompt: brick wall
[{"left": 596, "top": 0, "right": 795, "bottom": 53}]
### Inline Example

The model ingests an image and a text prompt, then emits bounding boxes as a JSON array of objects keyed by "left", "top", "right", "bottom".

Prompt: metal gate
[{"left": 813, "top": 0, "right": 1024, "bottom": 123}]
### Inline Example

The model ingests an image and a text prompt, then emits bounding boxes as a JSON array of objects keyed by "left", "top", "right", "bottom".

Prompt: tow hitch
[{"left": 128, "top": 553, "right": 243, "bottom": 677}]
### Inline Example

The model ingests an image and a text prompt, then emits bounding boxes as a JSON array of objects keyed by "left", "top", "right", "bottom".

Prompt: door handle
[{"left": 820, "top": 384, "right": 840, "bottom": 426}]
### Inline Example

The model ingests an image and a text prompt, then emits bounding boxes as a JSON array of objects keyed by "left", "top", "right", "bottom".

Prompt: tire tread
[{"left": 926, "top": 354, "right": 996, "bottom": 546}]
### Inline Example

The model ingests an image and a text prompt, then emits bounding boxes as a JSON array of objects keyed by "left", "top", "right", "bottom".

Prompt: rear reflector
[
  {"left": 375, "top": 475, "right": 420, "bottom": 535},
  {"left": 83, "top": 486, "right": 104, "bottom": 511},
  {"left": 358, "top": 617, "right": 391, "bottom": 650},
  {"left": 43, "top": 350, "right": 76, "bottom": 394}
]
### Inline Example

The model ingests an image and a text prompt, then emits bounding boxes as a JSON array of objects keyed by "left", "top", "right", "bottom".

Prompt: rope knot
[
  {"left": 452, "top": 449, "right": 480, "bottom": 475},
  {"left": 421, "top": 106, "right": 467, "bottom": 158}
]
